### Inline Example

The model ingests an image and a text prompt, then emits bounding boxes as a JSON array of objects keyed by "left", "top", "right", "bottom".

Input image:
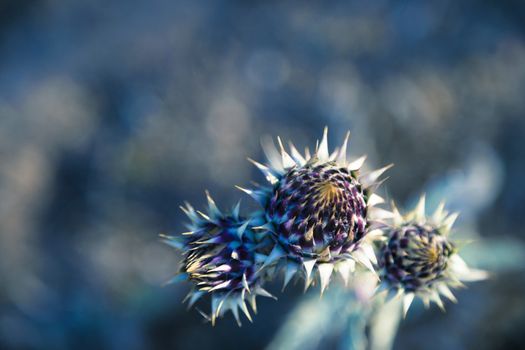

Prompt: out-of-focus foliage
[{"left": 0, "top": 0, "right": 524, "bottom": 349}]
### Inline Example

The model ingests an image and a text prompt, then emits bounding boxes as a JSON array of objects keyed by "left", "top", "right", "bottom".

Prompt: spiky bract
[
  {"left": 162, "top": 193, "right": 274, "bottom": 325},
  {"left": 377, "top": 196, "right": 488, "bottom": 316},
  {"left": 239, "top": 128, "right": 391, "bottom": 292}
]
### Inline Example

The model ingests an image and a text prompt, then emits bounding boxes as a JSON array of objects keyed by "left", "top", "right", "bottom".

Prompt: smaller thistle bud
[
  {"left": 377, "top": 195, "right": 488, "bottom": 316},
  {"left": 162, "top": 192, "right": 275, "bottom": 326},
  {"left": 238, "top": 128, "right": 392, "bottom": 293}
]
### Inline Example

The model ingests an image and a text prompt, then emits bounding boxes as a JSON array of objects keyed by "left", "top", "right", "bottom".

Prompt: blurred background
[{"left": 1, "top": 0, "right": 525, "bottom": 349}]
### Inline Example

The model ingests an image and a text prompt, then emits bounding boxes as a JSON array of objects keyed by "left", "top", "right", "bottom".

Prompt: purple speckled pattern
[
  {"left": 182, "top": 216, "right": 259, "bottom": 293},
  {"left": 379, "top": 224, "right": 455, "bottom": 293},
  {"left": 266, "top": 161, "right": 367, "bottom": 261}
]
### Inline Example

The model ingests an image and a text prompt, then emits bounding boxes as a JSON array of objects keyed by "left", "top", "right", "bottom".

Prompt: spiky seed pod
[
  {"left": 239, "top": 128, "right": 392, "bottom": 293},
  {"left": 162, "top": 193, "right": 275, "bottom": 326},
  {"left": 377, "top": 196, "right": 488, "bottom": 316}
]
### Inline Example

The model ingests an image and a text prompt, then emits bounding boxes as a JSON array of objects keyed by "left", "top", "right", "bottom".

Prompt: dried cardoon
[
  {"left": 162, "top": 192, "right": 274, "bottom": 325},
  {"left": 238, "top": 128, "right": 391, "bottom": 292},
  {"left": 377, "top": 196, "right": 488, "bottom": 316}
]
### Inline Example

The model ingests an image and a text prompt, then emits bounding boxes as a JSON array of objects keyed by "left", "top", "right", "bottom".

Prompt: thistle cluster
[{"left": 162, "top": 128, "right": 486, "bottom": 325}]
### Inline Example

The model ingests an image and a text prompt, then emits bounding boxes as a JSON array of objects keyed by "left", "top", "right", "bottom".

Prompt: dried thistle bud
[
  {"left": 239, "top": 128, "right": 391, "bottom": 293},
  {"left": 378, "top": 196, "right": 488, "bottom": 316},
  {"left": 162, "top": 193, "right": 274, "bottom": 326}
]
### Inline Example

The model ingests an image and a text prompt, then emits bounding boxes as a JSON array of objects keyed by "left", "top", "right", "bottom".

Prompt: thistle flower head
[
  {"left": 162, "top": 192, "right": 274, "bottom": 325},
  {"left": 378, "top": 196, "right": 488, "bottom": 316},
  {"left": 239, "top": 128, "right": 391, "bottom": 292}
]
